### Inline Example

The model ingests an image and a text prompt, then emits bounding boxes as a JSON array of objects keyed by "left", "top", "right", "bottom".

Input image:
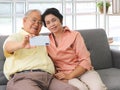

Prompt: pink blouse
[{"left": 47, "top": 26, "right": 93, "bottom": 74}]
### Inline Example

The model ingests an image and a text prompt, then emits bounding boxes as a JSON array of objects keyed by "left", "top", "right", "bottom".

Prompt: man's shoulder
[{"left": 7, "top": 32, "right": 23, "bottom": 41}]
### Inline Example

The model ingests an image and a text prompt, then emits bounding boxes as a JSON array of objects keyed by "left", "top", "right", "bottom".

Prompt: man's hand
[
  {"left": 4, "top": 34, "right": 36, "bottom": 53},
  {"left": 21, "top": 35, "right": 31, "bottom": 49},
  {"left": 21, "top": 35, "right": 36, "bottom": 49}
]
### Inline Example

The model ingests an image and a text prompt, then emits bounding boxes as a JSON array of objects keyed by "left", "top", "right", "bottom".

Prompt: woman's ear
[{"left": 61, "top": 19, "right": 63, "bottom": 25}]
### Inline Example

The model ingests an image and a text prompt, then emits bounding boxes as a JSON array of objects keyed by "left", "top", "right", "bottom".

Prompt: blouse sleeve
[{"left": 73, "top": 31, "right": 93, "bottom": 70}]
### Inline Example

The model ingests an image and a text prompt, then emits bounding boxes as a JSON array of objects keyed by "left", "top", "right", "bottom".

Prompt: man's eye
[
  {"left": 39, "top": 21, "right": 42, "bottom": 24},
  {"left": 32, "top": 19, "right": 36, "bottom": 22}
]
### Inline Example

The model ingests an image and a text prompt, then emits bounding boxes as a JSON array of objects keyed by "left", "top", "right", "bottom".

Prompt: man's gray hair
[{"left": 24, "top": 9, "right": 41, "bottom": 17}]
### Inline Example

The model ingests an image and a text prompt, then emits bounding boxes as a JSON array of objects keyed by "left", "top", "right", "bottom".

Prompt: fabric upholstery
[
  {"left": 0, "top": 29, "right": 120, "bottom": 90},
  {"left": 97, "top": 68, "right": 120, "bottom": 90},
  {"left": 77, "top": 29, "right": 112, "bottom": 70},
  {"left": 0, "top": 36, "right": 7, "bottom": 61},
  {"left": 0, "top": 85, "right": 6, "bottom": 90}
]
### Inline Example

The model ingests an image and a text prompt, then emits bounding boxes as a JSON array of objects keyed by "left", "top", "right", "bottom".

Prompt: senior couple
[{"left": 3, "top": 8, "right": 107, "bottom": 90}]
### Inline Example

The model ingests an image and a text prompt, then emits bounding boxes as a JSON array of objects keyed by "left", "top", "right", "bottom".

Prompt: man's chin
[{"left": 30, "top": 32, "right": 38, "bottom": 36}]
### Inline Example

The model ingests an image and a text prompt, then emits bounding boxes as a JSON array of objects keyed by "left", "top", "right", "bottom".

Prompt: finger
[
  {"left": 29, "top": 34, "right": 36, "bottom": 38},
  {"left": 24, "top": 35, "right": 29, "bottom": 41}
]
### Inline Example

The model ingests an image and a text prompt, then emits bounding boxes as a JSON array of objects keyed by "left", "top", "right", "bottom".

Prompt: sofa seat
[
  {"left": 98, "top": 68, "right": 120, "bottom": 90},
  {"left": 0, "top": 85, "right": 6, "bottom": 90}
]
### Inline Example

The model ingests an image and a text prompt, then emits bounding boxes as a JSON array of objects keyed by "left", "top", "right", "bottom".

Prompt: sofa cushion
[
  {"left": 97, "top": 68, "right": 120, "bottom": 90},
  {"left": 77, "top": 29, "right": 112, "bottom": 70}
]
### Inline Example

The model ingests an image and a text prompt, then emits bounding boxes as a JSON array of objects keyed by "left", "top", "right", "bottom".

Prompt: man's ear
[{"left": 23, "top": 17, "right": 27, "bottom": 23}]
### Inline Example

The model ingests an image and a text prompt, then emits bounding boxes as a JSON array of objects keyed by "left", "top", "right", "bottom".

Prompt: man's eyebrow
[{"left": 34, "top": 17, "right": 42, "bottom": 20}]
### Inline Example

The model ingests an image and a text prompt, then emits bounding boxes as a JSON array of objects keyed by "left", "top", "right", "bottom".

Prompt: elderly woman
[{"left": 42, "top": 7, "right": 107, "bottom": 90}]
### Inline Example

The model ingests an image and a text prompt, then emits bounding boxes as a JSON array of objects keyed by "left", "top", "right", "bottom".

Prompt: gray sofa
[{"left": 0, "top": 28, "right": 120, "bottom": 90}]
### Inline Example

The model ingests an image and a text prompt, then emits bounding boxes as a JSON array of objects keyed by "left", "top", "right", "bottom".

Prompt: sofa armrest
[
  {"left": 0, "top": 71, "right": 8, "bottom": 85},
  {"left": 111, "top": 48, "right": 120, "bottom": 68}
]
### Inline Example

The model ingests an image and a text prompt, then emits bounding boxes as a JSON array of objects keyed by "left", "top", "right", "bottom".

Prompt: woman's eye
[
  {"left": 46, "top": 21, "right": 50, "bottom": 25},
  {"left": 52, "top": 18, "right": 56, "bottom": 22}
]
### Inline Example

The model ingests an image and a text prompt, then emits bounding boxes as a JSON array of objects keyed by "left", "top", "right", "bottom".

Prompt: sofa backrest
[
  {"left": 77, "top": 29, "right": 113, "bottom": 70},
  {"left": 0, "top": 35, "right": 8, "bottom": 84}
]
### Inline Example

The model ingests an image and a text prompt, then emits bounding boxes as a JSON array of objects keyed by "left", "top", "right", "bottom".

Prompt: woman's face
[{"left": 44, "top": 14, "right": 62, "bottom": 33}]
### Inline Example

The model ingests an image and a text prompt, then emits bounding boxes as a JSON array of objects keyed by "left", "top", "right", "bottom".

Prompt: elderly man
[{"left": 3, "top": 9, "right": 78, "bottom": 90}]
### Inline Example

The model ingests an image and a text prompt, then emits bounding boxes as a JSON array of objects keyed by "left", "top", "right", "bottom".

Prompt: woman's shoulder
[
  {"left": 63, "top": 26, "right": 79, "bottom": 35},
  {"left": 69, "top": 30, "right": 81, "bottom": 37},
  {"left": 71, "top": 30, "right": 79, "bottom": 34}
]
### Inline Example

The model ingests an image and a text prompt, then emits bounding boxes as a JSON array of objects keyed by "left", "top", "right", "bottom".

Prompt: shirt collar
[
  {"left": 19, "top": 28, "right": 30, "bottom": 35},
  {"left": 63, "top": 26, "right": 71, "bottom": 33}
]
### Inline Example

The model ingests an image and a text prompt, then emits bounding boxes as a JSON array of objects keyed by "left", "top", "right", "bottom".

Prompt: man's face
[{"left": 23, "top": 11, "right": 42, "bottom": 36}]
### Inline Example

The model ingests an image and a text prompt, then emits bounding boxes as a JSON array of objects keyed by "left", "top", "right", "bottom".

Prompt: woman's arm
[{"left": 55, "top": 65, "right": 86, "bottom": 80}]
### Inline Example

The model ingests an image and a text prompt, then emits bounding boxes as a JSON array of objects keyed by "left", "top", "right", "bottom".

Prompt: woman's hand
[
  {"left": 55, "top": 65, "right": 87, "bottom": 80},
  {"left": 55, "top": 72, "right": 72, "bottom": 80}
]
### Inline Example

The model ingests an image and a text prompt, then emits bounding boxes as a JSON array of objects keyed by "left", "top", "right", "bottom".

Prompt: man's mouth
[{"left": 33, "top": 27, "right": 38, "bottom": 31}]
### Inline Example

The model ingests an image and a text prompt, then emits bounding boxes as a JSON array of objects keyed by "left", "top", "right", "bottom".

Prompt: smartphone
[{"left": 30, "top": 35, "right": 49, "bottom": 46}]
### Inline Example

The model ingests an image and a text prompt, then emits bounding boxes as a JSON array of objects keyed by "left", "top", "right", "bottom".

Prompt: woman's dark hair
[{"left": 42, "top": 8, "right": 63, "bottom": 27}]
